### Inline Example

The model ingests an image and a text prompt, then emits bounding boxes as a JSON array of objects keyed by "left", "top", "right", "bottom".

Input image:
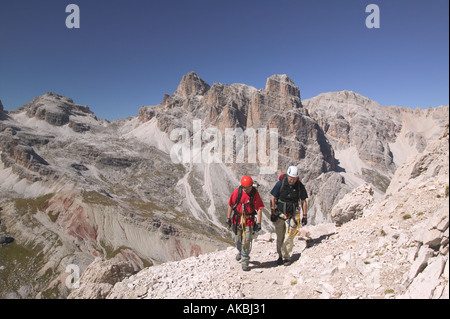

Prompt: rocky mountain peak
[
  {"left": 265, "top": 74, "right": 301, "bottom": 99},
  {"left": 137, "top": 72, "right": 332, "bottom": 181},
  {"left": 318, "top": 90, "right": 377, "bottom": 108},
  {"left": 19, "top": 92, "right": 92, "bottom": 114},
  {"left": 43, "top": 91, "right": 75, "bottom": 104},
  {"left": 175, "top": 72, "right": 211, "bottom": 98},
  {"left": 0, "top": 99, "right": 4, "bottom": 111},
  {"left": 9, "top": 92, "right": 96, "bottom": 132}
]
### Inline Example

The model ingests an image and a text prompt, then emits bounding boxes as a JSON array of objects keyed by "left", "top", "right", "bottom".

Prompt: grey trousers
[{"left": 232, "top": 225, "right": 254, "bottom": 267}]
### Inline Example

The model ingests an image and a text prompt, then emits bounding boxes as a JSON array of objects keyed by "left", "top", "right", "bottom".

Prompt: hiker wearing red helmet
[{"left": 226, "top": 175, "right": 264, "bottom": 271}]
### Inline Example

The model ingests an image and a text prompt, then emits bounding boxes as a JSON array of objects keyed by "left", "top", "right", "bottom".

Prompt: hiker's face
[
  {"left": 243, "top": 186, "right": 253, "bottom": 194},
  {"left": 287, "top": 176, "right": 297, "bottom": 185}
]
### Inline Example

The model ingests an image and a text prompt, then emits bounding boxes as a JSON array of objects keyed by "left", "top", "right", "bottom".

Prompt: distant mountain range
[{"left": 0, "top": 72, "right": 448, "bottom": 298}]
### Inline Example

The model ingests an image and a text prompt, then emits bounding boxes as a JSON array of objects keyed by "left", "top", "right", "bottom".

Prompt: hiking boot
[
  {"left": 242, "top": 264, "right": 250, "bottom": 271},
  {"left": 283, "top": 259, "right": 292, "bottom": 266},
  {"left": 276, "top": 257, "right": 283, "bottom": 266},
  {"left": 236, "top": 253, "right": 242, "bottom": 262}
]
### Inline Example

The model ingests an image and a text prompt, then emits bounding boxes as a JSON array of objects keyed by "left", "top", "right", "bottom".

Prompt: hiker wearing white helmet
[{"left": 270, "top": 166, "right": 308, "bottom": 266}]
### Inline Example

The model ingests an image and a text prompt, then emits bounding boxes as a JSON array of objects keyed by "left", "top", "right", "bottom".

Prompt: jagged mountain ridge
[
  {"left": 138, "top": 72, "right": 334, "bottom": 181},
  {"left": 0, "top": 72, "right": 448, "bottom": 299}
]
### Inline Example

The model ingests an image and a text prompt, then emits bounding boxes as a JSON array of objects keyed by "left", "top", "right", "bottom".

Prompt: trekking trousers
[
  {"left": 275, "top": 217, "right": 297, "bottom": 261},
  {"left": 232, "top": 225, "right": 254, "bottom": 267}
]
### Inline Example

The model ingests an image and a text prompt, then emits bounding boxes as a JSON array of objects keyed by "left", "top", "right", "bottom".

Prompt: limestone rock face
[
  {"left": 303, "top": 92, "right": 448, "bottom": 198},
  {"left": 176, "top": 71, "right": 211, "bottom": 99},
  {"left": 138, "top": 72, "right": 335, "bottom": 183},
  {"left": 0, "top": 134, "right": 55, "bottom": 182},
  {"left": 264, "top": 74, "right": 301, "bottom": 108},
  {"left": 303, "top": 91, "right": 400, "bottom": 174},
  {"left": 386, "top": 120, "right": 450, "bottom": 196}
]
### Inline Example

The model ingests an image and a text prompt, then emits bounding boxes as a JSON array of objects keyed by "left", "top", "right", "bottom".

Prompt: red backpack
[{"left": 279, "top": 174, "right": 300, "bottom": 181}]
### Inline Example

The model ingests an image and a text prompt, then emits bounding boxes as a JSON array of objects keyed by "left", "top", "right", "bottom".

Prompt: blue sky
[{"left": 0, "top": 0, "right": 448, "bottom": 121}]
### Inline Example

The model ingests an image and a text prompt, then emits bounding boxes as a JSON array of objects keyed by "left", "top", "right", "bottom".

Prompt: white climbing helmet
[{"left": 287, "top": 166, "right": 299, "bottom": 178}]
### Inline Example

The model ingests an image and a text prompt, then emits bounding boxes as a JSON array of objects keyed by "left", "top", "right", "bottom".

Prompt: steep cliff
[{"left": 138, "top": 72, "right": 335, "bottom": 180}]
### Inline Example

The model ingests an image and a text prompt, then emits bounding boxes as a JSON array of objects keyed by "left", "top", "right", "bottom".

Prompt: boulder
[
  {"left": 408, "top": 245, "right": 433, "bottom": 280},
  {"left": 67, "top": 256, "right": 139, "bottom": 299},
  {"left": 0, "top": 233, "right": 14, "bottom": 245},
  {"left": 419, "top": 206, "right": 449, "bottom": 249},
  {"left": 423, "top": 229, "right": 443, "bottom": 249},
  {"left": 331, "top": 183, "right": 374, "bottom": 226},
  {"left": 430, "top": 206, "right": 449, "bottom": 231},
  {"left": 402, "top": 256, "right": 446, "bottom": 299}
]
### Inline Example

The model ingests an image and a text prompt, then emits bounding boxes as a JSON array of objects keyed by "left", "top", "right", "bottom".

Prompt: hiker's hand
[
  {"left": 270, "top": 214, "right": 278, "bottom": 222},
  {"left": 226, "top": 218, "right": 232, "bottom": 228},
  {"left": 301, "top": 215, "right": 307, "bottom": 226},
  {"left": 254, "top": 223, "right": 261, "bottom": 232}
]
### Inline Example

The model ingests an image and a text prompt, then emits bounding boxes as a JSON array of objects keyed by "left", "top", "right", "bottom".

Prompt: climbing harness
[
  {"left": 286, "top": 206, "right": 303, "bottom": 236},
  {"left": 231, "top": 186, "right": 257, "bottom": 234}
]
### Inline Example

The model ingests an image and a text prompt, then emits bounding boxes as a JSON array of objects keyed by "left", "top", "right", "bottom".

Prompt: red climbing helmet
[{"left": 240, "top": 175, "right": 253, "bottom": 187}]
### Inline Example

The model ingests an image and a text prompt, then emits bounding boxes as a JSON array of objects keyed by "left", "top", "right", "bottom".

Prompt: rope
[
  {"left": 240, "top": 202, "right": 247, "bottom": 251},
  {"left": 238, "top": 202, "right": 253, "bottom": 258},
  {"left": 287, "top": 207, "right": 303, "bottom": 237}
]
